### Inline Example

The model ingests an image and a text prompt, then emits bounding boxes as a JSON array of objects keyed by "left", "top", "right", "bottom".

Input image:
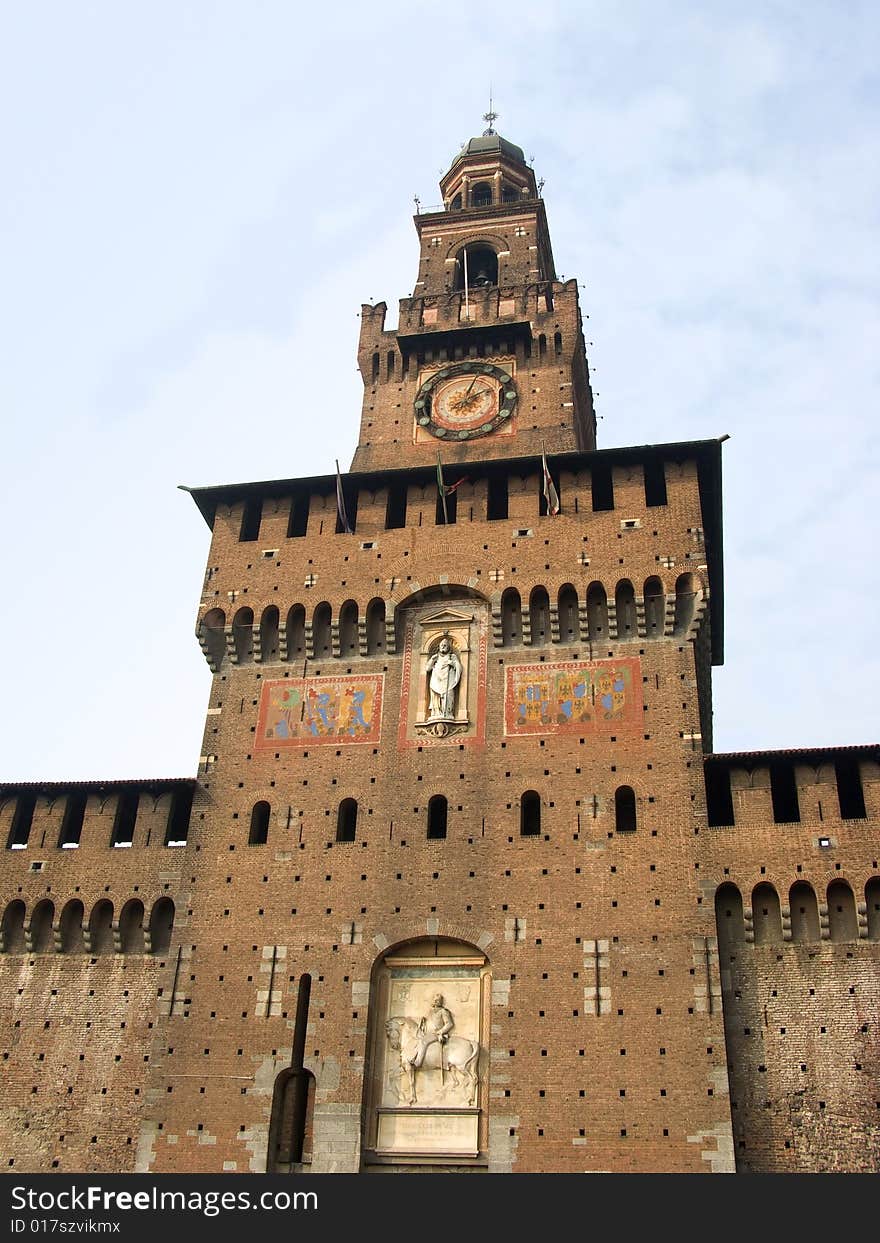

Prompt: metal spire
[{"left": 482, "top": 87, "right": 498, "bottom": 136}]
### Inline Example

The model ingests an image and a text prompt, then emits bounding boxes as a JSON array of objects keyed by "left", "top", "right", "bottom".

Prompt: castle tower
[{"left": 1, "top": 126, "right": 878, "bottom": 1178}]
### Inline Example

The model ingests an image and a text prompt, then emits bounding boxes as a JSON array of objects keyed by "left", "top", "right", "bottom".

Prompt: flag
[
  {"left": 335, "top": 459, "right": 353, "bottom": 534},
  {"left": 541, "top": 445, "right": 560, "bottom": 515},
  {"left": 436, "top": 454, "right": 469, "bottom": 523},
  {"left": 436, "top": 453, "right": 449, "bottom": 525}
]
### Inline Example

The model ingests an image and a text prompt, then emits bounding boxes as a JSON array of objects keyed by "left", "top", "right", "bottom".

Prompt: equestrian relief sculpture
[{"left": 385, "top": 994, "right": 480, "bottom": 1107}]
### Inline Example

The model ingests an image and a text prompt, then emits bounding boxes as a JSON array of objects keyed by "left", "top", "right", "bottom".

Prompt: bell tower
[{"left": 352, "top": 122, "right": 596, "bottom": 472}]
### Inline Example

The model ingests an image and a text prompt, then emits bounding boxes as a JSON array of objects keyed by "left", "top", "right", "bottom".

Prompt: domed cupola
[{"left": 439, "top": 113, "right": 537, "bottom": 212}]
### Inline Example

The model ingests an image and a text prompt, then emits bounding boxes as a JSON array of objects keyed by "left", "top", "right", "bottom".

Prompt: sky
[{"left": 1, "top": 0, "right": 877, "bottom": 781}]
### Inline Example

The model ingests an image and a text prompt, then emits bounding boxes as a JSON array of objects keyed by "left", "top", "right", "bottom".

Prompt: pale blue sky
[{"left": 1, "top": 1, "right": 877, "bottom": 780}]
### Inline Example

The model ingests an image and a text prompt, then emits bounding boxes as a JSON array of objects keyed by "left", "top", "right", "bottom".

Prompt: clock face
[{"left": 414, "top": 363, "right": 517, "bottom": 440}]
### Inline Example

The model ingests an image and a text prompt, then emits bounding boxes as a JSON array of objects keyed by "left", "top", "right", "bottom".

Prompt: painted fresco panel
[
  {"left": 255, "top": 675, "right": 383, "bottom": 748},
  {"left": 504, "top": 657, "right": 642, "bottom": 736}
]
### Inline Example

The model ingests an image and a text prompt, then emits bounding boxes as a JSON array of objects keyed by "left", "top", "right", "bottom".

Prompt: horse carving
[{"left": 385, "top": 1016, "right": 479, "bottom": 1107}]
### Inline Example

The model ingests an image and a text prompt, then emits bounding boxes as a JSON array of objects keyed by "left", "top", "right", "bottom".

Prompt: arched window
[
  {"left": 714, "top": 884, "right": 745, "bottom": 953},
  {"left": 7, "top": 792, "right": 35, "bottom": 849},
  {"left": 866, "top": 878, "right": 880, "bottom": 941},
  {"left": 615, "top": 786, "right": 637, "bottom": 832},
  {"left": 501, "top": 184, "right": 519, "bottom": 203},
  {"left": 149, "top": 898, "right": 175, "bottom": 955},
  {"left": 312, "top": 603, "right": 332, "bottom": 658},
  {"left": 789, "top": 882, "right": 820, "bottom": 943},
  {"left": 118, "top": 899, "right": 145, "bottom": 954},
  {"left": 673, "top": 573, "right": 697, "bottom": 636},
  {"left": 29, "top": 899, "right": 55, "bottom": 952},
  {"left": 827, "top": 880, "right": 858, "bottom": 942},
  {"left": 260, "top": 606, "right": 280, "bottom": 663},
  {"left": 751, "top": 883, "right": 782, "bottom": 944},
  {"left": 554, "top": 331, "right": 563, "bottom": 357},
  {"left": 529, "top": 587, "right": 550, "bottom": 646},
  {"left": 470, "top": 182, "right": 492, "bottom": 208},
  {"left": 501, "top": 587, "right": 521, "bottom": 647},
  {"left": 427, "top": 795, "right": 448, "bottom": 840},
  {"left": 336, "top": 798, "right": 357, "bottom": 843},
  {"left": 587, "top": 582, "right": 608, "bottom": 640},
  {"left": 449, "top": 193, "right": 462, "bottom": 212},
  {"left": 232, "top": 606, "right": 255, "bottom": 663},
  {"left": 249, "top": 801, "right": 270, "bottom": 845},
  {"left": 520, "top": 790, "right": 541, "bottom": 836},
  {"left": 59, "top": 900, "right": 85, "bottom": 953},
  {"left": 365, "top": 599, "right": 386, "bottom": 655},
  {"left": 1, "top": 900, "right": 26, "bottom": 953},
  {"left": 58, "top": 790, "right": 87, "bottom": 849},
  {"left": 286, "top": 605, "right": 306, "bottom": 660},
  {"left": 643, "top": 576, "right": 665, "bottom": 638},
  {"left": 455, "top": 244, "right": 498, "bottom": 289},
  {"left": 558, "top": 585, "right": 579, "bottom": 643},
  {"left": 88, "top": 901, "right": 114, "bottom": 955},
  {"left": 201, "top": 608, "right": 227, "bottom": 671},
  {"left": 614, "top": 580, "right": 636, "bottom": 640},
  {"left": 338, "top": 600, "right": 358, "bottom": 657}
]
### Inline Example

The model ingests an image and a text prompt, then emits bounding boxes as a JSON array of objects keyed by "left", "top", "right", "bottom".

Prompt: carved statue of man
[
  {"left": 426, "top": 637, "right": 462, "bottom": 719},
  {"left": 411, "top": 993, "right": 455, "bottom": 1069}
]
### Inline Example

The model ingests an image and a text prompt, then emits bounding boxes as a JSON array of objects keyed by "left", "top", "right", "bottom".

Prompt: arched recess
[
  {"left": 714, "top": 884, "right": 745, "bottom": 955},
  {"left": 587, "top": 582, "right": 608, "bottom": 641},
  {"left": 500, "top": 587, "right": 521, "bottom": 647},
  {"left": 789, "top": 881, "right": 820, "bottom": 943},
  {"left": 751, "top": 883, "right": 782, "bottom": 945},
  {"left": 529, "top": 587, "right": 550, "bottom": 646},
  {"left": 365, "top": 599, "right": 386, "bottom": 655},
  {"left": 1, "top": 900, "right": 26, "bottom": 953},
  {"left": 119, "top": 899, "right": 145, "bottom": 954},
  {"left": 673, "top": 573, "right": 698, "bottom": 636},
  {"left": 362, "top": 937, "right": 490, "bottom": 1167},
  {"left": 614, "top": 580, "right": 636, "bottom": 640},
  {"left": 827, "top": 880, "right": 858, "bottom": 942},
  {"left": 232, "top": 606, "right": 254, "bottom": 663},
  {"left": 558, "top": 584, "right": 579, "bottom": 643},
  {"left": 267, "top": 972, "right": 314, "bottom": 1171},
  {"left": 338, "top": 600, "right": 359, "bottom": 657},
  {"left": 201, "top": 608, "right": 226, "bottom": 671},
  {"left": 454, "top": 242, "right": 498, "bottom": 288},
  {"left": 59, "top": 900, "right": 85, "bottom": 953},
  {"left": 643, "top": 576, "right": 665, "bottom": 638},
  {"left": 29, "top": 899, "right": 55, "bottom": 952},
  {"left": 259, "top": 606, "right": 280, "bottom": 663},
  {"left": 866, "top": 877, "right": 880, "bottom": 940},
  {"left": 88, "top": 900, "right": 115, "bottom": 955},
  {"left": 267, "top": 1068, "right": 316, "bottom": 1171},
  {"left": 286, "top": 605, "right": 306, "bottom": 661},
  {"left": 312, "top": 603, "right": 332, "bottom": 659},
  {"left": 149, "top": 898, "right": 175, "bottom": 955}
]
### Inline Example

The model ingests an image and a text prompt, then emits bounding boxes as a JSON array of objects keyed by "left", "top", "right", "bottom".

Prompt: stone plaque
[{"left": 377, "top": 1109, "right": 479, "bottom": 1157}]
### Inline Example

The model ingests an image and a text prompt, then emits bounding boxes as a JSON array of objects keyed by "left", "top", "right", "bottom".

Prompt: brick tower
[{"left": 1, "top": 126, "right": 878, "bottom": 1176}]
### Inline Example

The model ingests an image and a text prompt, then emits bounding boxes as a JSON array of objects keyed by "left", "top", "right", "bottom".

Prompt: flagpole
[
  {"left": 463, "top": 246, "right": 469, "bottom": 321},
  {"left": 437, "top": 452, "right": 449, "bottom": 525}
]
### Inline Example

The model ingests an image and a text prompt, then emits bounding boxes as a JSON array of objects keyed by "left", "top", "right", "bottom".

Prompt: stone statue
[{"left": 426, "top": 636, "right": 462, "bottom": 719}]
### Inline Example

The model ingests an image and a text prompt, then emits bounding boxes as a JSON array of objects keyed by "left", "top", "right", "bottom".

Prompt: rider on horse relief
[{"left": 412, "top": 994, "right": 454, "bottom": 1068}]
